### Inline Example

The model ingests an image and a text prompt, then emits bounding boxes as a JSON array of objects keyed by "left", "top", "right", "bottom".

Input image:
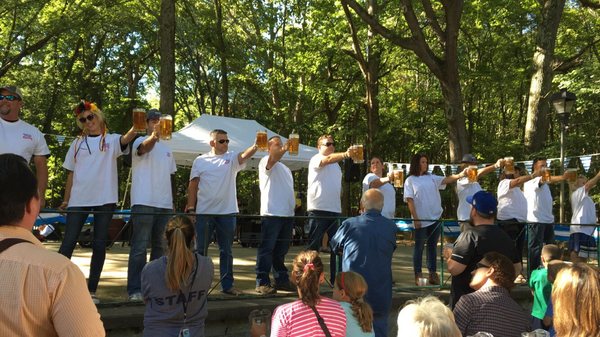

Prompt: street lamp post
[{"left": 550, "top": 88, "right": 576, "bottom": 223}]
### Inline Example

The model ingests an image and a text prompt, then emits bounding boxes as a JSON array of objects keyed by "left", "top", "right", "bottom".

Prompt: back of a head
[
  {"left": 541, "top": 244, "right": 562, "bottom": 262},
  {"left": 484, "top": 252, "right": 516, "bottom": 289},
  {"left": 361, "top": 189, "right": 384, "bottom": 212},
  {"left": 335, "top": 271, "right": 374, "bottom": 333},
  {"left": 164, "top": 215, "right": 196, "bottom": 291},
  {"left": 292, "top": 250, "right": 324, "bottom": 307},
  {"left": 0, "top": 153, "right": 38, "bottom": 226},
  {"left": 552, "top": 263, "right": 600, "bottom": 337},
  {"left": 397, "top": 296, "right": 461, "bottom": 337}
]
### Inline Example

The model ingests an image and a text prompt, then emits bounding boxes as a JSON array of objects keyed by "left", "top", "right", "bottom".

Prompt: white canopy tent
[{"left": 162, "top": 114, "right": 318, "bottom": 170}]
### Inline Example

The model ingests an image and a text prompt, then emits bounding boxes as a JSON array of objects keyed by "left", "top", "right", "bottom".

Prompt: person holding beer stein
[
  {"left": 127, "top": 108, "right": 177, "bottom": 302},
  {"left": 307, "top": 134, "right": 353, "bottom": 285},
  {"left": 404, "top": 153, "right": 468, "bottom": 286},
  {"left": 456, "top": 154, "right": 504, "bottom": 231},
  {"left": 186, "top": 128, "right": 258, "bottom": 296},
  {"left": 58, "top": 100, "right": 137, "bottom": 304},
  {"left": 362, "top": 156, "right": 396, "bottom": 219},
  {"left": 496, "top": 164, "right": 540, "bottom": 283},
  {"left": 524, "top": 157, "right": 568, "bottom": 276}
]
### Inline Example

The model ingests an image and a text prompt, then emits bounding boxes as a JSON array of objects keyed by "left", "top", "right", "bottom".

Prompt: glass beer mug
[
  {"left": 288, "top": 131, "right": 299, "bottom": 156},
  {"left": 133, "top": 108, "right": 146, "bottom": 133},
  {"left": 467, "top": 165, "right": 478, "bottom": 183},
  {"left": 159, "top": 115, "right": 173, "bottom": 140},
  {"left": 504, "top": 156, "right": 515, "bottom": 174},
  {"left": 256, "top": 130, "right": 268, "bottom": 151}
]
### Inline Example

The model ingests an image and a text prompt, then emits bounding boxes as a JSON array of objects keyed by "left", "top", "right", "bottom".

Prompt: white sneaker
[
  {"left": 128, "top": 293, "right": 143, "bottom": 302},
  {"left": 90, "top": 293, "right": 100, "bottom": 305}
]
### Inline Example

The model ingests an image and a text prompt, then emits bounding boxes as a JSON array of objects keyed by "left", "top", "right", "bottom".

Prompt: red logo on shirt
[{"left": 22, "top": 133, "right": 33, "bottom": 140}]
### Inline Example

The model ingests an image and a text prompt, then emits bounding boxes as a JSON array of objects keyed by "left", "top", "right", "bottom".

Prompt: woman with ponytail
[
  {"left": 58, "top": 100, "right": 137, "bottom": 303},
  {"left": 333, "top": 271, "right": 374, "bottom": 337},
  {"left": 141, "top": 215, "right": 214, "bottom": 337},
  {"left": 270, "top": 250, "right": 346, "bottom": 337}
]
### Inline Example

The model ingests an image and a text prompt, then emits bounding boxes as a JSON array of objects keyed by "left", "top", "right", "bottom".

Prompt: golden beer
[
  {"left": 467, "top": 165, "right": 478, "bottom": 183},
  {"left": 288, "top": 132, "right": 299, "bottom": 156},
  {"left": 351, "top": 144, "right": 364, "bottom": 164},
  {"left": 133, "top": 108, "right": 146, "bottom": 133},
  {"left": 256, "top": 130, "right": 268, "bottom": 151},
  {"left": 504, "top": 156, "right": 515, "bottom": 174},
  {"left": 541, "top": 167, "right": 551, "bottom": 183},
  {"left": 393, "top": 170, "right": 404, "bottom": 188},
  {"left": 159, "top": 115, "right": 173, "bottom": 140},
  {"left": 565, "top": 168, "right": 578, "bottom": 183}
]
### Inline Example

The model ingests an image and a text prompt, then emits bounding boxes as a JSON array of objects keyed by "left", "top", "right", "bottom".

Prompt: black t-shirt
[{"left": 449, "top": 224, "right": 518, "bottom": 308}]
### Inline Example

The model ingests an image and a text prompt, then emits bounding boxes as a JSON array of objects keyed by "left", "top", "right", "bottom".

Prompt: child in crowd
[
  {"left": 529, "top": 244, "right": 561, "bottom": 330},
  {"left": 542, "top": 260, "right": 570, "bottom": 337},
  {"left": 333, "top": 271, "right": 375, "bottom": 337}
]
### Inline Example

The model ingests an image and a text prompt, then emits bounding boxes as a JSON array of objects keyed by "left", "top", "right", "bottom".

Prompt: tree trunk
[
  {"left": 159, "top": 0, "right": 176, "bottom": 117},
  {"left": 524, "top": 0, "right": 566, "bottom": 152},
  {"left": 214, "top": 0, "right": 229, "bottom": 116}
]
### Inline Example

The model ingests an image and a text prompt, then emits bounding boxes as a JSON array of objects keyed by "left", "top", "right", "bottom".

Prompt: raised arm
[
  {"left": 441, "top": 167, "right": 468, "bottom": 185},
  {"left": 238, "top": 144, "right": 259, "bottom": 165},
  {"left": 476, "top": 158, "right": 503, "bottom": 178},
  {"left": 320, "top": 147, "right": 351, "bottom": 167},
  {"left": 137, "top": 123, "right": 160, "bottom": 155},
  {"left": 584, "top": 171, "right": 600, "bottom": 192},
  {"left": 266, "top": 141, "right": 288, "bottom": 169},
  {"left": 120, "top": 126, "right": 137, "bottom": 146}
]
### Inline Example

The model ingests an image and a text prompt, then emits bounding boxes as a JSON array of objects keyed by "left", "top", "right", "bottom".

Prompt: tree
[
  {"left": 160, "top": 0, "right": 176, "bottom": 117},
  {"left": 342, "top": 0, "right": 470, "bottom": 162}
]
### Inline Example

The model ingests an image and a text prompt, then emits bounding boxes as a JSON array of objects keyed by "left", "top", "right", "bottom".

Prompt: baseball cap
[
  {"left": 461, "top": 153, "right": 478, "bottom": 164},
  {"left": 146, "top": 108, "right": 161, "bottom": 120},
  {"left": 466, "top": 190, "right": 497, "bottom": 215},
  {"left": 0, "top": 85, "right": 23, "bottom": 101}
]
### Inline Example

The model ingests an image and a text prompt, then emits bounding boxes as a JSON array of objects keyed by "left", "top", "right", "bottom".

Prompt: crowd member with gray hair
[
  {"left": 396, "top": 296, "right": 461, "bottom": 337},
  {"left": 331, "top": 189, "right": 397, "bottom": 337}
]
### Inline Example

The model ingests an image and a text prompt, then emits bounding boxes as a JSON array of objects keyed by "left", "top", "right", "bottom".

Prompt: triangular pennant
[
  {"left": 580, "top": 155, "right": 591, "bottom": 173},
  {"left": 56, "top": 135, "right": 65, "bottom": 146}
]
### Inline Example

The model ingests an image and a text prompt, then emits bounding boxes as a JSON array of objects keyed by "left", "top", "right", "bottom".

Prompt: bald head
[{"left": 361, "top": 189, "right": 384, "bottom": 212}]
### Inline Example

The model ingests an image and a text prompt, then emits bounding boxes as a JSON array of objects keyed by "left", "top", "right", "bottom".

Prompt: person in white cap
[{"left": 0, "top": 85, "right": 50, "bottom": 207}]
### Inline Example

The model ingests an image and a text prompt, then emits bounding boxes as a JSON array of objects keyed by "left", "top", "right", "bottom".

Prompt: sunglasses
[
  {"left": 0, "top": 95, "right": 19, "bottom": 101},
  {"left": 78, "top": 114, "right": 95, "bottom": 123},
  {"left": 322, "top": 142, "right": 335, "bottom": 147},
  {"left": 476, "top": 262, "right": 490, "bottom": 269},
  {"left": 217, "top": 139, "right": 230, "bottom": 144}
]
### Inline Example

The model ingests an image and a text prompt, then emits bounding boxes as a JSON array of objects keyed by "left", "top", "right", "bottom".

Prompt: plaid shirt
[{"left": 453, "top": 285, "right": 530, "bottom": 337}]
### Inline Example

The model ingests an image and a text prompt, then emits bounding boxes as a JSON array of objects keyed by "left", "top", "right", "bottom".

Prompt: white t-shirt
[
  {"left": 0, "top": 118, "right": 50, "bottom": 163},
  {"left": 403, "top": 174, "right": 447, "bottom": 227},
  {"left": 258, "top": 155, "right": 295, "bottom": 216},
  {"left": 190, "top": 151, "right": 246, "bottom": 214},
  {"left": 524, "top": 177, "right": 554, "bottom": 223},
  {"left": 496, "top": 179, "right": 527, "bottom": 222},
  {"left": 63, "top": 134, "right": 126, "bottom": 207},
  {"left": 362, "top": 173, "right": 396, "bottom": 219},
  {"left": 456, "top": 177, "right": 482, "bottom": 221},
  {"left": 570, "top": 186, "right": 597, "bottom": 236},
  {"left": 307, "top": 153, "right": 342, "bottom": 213},
  {"left": 131, "top": 137, "right": 177, "bottom": 209}
]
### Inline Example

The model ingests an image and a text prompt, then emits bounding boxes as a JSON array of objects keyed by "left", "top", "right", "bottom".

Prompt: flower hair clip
[
  {"left": 74, "top": 100, "right": 96, "bottom": 116},
  {"left": 303, "top": 262, "right": 315, "bottom": 272}
]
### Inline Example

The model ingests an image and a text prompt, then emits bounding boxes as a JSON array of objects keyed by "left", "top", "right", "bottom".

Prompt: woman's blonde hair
[
  {"left": 164, "top": 215, "right": 195, "bottom": 291},
  {"left": 72, "top": 101, "right": 108, "bottom": 161},
  {"left": 397, "top": 296, "right": 461, "bottom": 337},
  {"left": 292, "top": 250, "right": 323, "bottom": 307},
  {"left": 552, "top": 263, "right": 600, "bottom": 337},
  {"left": 335, "top": 271, "right": 373, "bottom": 333}
]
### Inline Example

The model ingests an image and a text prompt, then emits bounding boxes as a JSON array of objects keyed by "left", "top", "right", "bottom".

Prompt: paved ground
[{"left": 42, "top": 235, "right": 454, "bottom": 303}]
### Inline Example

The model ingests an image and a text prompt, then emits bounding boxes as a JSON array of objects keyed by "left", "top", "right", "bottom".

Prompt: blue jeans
[
  {"left": 255, "top": 216, "right": 294, "bottom": 287},
  {"left": 498, "top": 219, "right": 526, "bottom": 263},
  {"left": 58, "top": 204, "right": 115, "bottom": 293},
  {"left": 127, "top": 205, "right": 171, "bottom": 296},
  {"left": 306, "top": 210, "right": 340, "bottom": 285},
  {"left": 196, "top": 214, "right": 236, "bottom": 291},
  {"left": 528, "top": 222, "right": 555, "bottom": 274},
  {"left": 413, "top": 222, "right": 441, "bottom": 275}
]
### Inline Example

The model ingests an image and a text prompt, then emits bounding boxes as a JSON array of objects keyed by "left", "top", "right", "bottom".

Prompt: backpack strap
[{"left": 0, "top": 238, "right": 32, "bottom": 254}]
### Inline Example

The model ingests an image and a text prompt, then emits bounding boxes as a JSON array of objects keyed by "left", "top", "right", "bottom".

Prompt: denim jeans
[
  {"left": 58, "top": 203, "right": 115, "bottom": 293},
  {"left": 255, "top": 216, "right": 294, "bottom": 287},
  {"left": 528, "top": 222, "right": 555, "bottom": 274},
  {"left": 196, "top": 214, "right": 236, "bottom": 291},
  {"left": 127, "top": 205, "right": 171, "bottom": 296},
  {"left": 306, "top": 210, "right": 340, "bottom": 285},
  {"left": 413, "top": 222, "right": 441, "bottom": 275}
]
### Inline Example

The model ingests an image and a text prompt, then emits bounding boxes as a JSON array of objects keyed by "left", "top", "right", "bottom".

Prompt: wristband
[{"left": 185, "top": 207, "right": 196, "bottom": 213}]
